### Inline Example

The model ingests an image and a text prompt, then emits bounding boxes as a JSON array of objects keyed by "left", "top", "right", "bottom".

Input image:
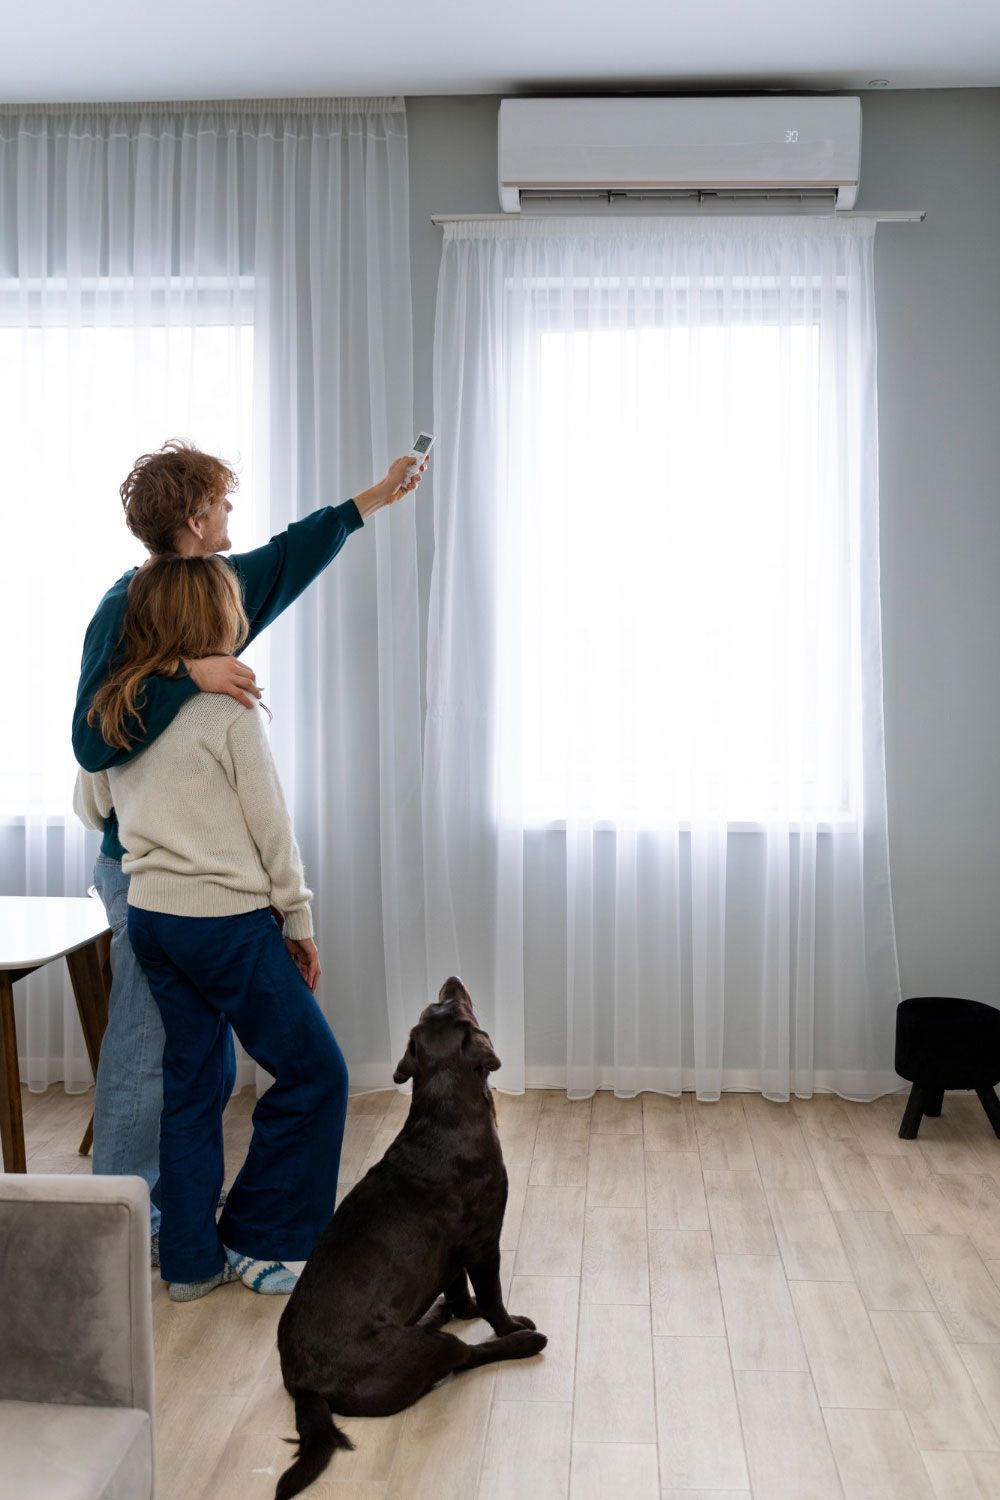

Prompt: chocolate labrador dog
[{"left": 274, "top": 976, "right": 546, "bottom": 1499}]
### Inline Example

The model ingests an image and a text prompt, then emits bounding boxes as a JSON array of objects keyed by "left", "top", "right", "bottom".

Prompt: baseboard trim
[
  {"left": 24, "top": 1056, "right": 907, "bottom": 1104},
  {"left": 341, "top": 1062, "right": 907, "bottom": 1102},
  {"left": 519, "top": 1064, "right": 906, "bottom": 1102}
]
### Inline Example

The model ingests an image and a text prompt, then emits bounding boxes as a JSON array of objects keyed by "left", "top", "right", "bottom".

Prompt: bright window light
[
  {"left": 499, "top": 316, "right": 856, "bottom": 826},
  {"left": 0, "top": 314, "right": 255, "bottom": 817}
]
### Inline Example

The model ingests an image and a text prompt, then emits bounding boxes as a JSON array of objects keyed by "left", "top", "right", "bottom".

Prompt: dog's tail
[{"left": 274, "top": 1389, "right": 354, "bottom": 1499}]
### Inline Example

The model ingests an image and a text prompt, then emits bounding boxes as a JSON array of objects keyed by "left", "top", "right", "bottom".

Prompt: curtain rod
[{"left": 432, "top": 211, "right": 925, "bottom": 224}]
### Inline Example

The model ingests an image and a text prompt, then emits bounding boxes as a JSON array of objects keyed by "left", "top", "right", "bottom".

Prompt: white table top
[{"left": 0, "top": 897, "right": 110, "bottom": 970}]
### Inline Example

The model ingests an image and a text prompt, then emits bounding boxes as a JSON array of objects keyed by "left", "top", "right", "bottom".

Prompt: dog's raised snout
[
  {"left": 432, "top": 976, "right": 476, "bottom": 1022},
  {"left": 439, "top": 975, "right": 469, "bottom": 1001}
]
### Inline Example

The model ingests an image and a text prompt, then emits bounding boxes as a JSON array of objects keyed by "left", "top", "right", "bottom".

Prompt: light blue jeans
[
  {"left": 92, "top": 858, "right": 165, "bottom": 1232},
  {"left": 92, "top": 857, "right": 237, "bottom": 1234}
]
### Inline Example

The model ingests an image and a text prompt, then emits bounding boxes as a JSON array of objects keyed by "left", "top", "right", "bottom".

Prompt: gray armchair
[{"left": 0, "top": 1174, "right": 155, "bottom": 1499}]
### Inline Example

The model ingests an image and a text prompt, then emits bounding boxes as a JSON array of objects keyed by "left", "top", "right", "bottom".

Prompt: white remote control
[{"left": 407, "top": 432, "right": 434, "bottom": 475}]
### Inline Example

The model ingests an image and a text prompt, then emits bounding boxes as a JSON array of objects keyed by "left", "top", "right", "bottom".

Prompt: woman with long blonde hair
[
  {"left": 76, "top": 552, "right": 347, "bottom": 1301},
  {"left": 88, "top": 553, "right": 255, "bottom": 750}
]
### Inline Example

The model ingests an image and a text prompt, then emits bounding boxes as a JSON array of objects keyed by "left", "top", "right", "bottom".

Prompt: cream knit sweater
[{"left": 74, "top": 696, "right": 313, "bottom": 941}]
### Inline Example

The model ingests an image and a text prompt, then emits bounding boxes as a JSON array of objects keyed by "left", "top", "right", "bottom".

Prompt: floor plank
[
  {"left": 906, "top": 1233, "right": 1000, "bottom": 1342},
  {"left": 921, "top": 1449, "right": 1000, "bottom": 1498},
  {"left": 497, "top": 1276, "right": 580, "bottom": 1403},
  {"left": 569, "top": 1442, "right": 660, "bottom": 1499},
  {"left": 716, "top": 1253, "right": 809, "bottom": 1373},
  {"left": 767, "top": 1186, "right": 854, "bottom": 1282},
  {"left": 477, "top": 1400, "right": 572, "bottom": 1500},
  {"left": 703, "top": 1169, "right": 778, "bottom": 1255},
  {"left": 824, "top": 1407, "right": 935, "bottom": 1498},
  {"left": 514, "top": 1184, "right": 586, "bottom": 1277},
  {"left": 586, "top": 1133, "right": 645, "bottom": 1208},
  {"left": 735, "top": 1369, "right": 842, "bottom": 1499},
  {"left": 581, "top": 1205, "right": 649, "bottom": 1305},
  {"left": 649, "top": 1230, "right": 725, "bottom": 1338},
  {"left": 789, "top": 1280, "right": 897, "bottom": 1409},
  {"left": 869, "top": 1309, "right": 999, "bottom": 1450},
  {"left": 653, "top": 1336, "right": 749, "bottom": 1492},
  {"left": 645, "top": 1150, "right": 710, "bottom": 1232},
  {"left": 833, "top": 1210, "right": 935, "bottom": 1312},
  {"left": 573, "top": 1302, "right": 657, "bottom": 1445}
]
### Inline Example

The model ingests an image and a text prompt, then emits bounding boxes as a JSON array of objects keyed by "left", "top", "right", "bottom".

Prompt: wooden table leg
[
  {"left": 73, "top": 930, "right": 111, "bottom": 1157},
  {"left": 65, "top": 938, "right": 110, "bottom": 1158},
  {"left": 0, "top": 970, "right": 28, "bottom": 1172}
]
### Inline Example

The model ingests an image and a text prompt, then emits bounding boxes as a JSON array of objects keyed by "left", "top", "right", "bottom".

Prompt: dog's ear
[
  {"left": 393, "top": 1037, "right": 418, "bottom": 1085},
  {"left": 462, "top": 1026, "right": 501, "bottom": 1074}
]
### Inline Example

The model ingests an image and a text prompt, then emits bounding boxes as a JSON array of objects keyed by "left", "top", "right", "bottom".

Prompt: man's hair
[
  {"left": 87, "top": 555, "right": 249, "bottom": 749},
  {"left": 120, "top": 439, "right": 238, "bottom": 555}
]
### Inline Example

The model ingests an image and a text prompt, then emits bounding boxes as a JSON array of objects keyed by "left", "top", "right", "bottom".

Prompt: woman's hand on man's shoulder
[{"left": 184, "top": 655, "right": 262, "bottom": 708}]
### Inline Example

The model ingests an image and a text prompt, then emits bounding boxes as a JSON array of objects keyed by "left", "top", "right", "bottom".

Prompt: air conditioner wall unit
[{"left": 498, "top": 97, "right": 862, "bottom": 214}]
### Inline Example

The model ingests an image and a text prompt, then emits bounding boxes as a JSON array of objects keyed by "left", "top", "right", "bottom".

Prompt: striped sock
[{"left": 224, "top": 1246, "right": 299, "bottom": 1295}]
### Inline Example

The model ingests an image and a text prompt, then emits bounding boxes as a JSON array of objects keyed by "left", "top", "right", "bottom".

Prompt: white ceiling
[{"left": 3, "top": 0, "right": 1000, "bottom": 102}]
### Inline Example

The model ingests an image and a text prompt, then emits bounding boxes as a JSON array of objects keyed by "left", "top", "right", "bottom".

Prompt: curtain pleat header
[
  {"left": 0, "top": 97, "right": 405, "bottom": 116},
  {"left": 0, "top": 98, "right": 407, "bottom": 143}
]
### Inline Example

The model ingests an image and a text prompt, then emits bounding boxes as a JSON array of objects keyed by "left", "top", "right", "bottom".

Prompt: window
[
  {"left": 498, "top": 279, "right": 855, "bottom": 827},
  {"left": 0, "top": 284, "right": 255, "bottom": 816}
]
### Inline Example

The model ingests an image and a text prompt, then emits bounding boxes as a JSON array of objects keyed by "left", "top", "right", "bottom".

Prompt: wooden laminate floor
[{"left": 17, "top": 1082, "right": 1000, "bottom": 1499}]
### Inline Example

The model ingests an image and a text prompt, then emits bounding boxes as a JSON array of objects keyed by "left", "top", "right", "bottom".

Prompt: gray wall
[{"left": 406, "top": 89, "right": 1000, "bottom": 1017}]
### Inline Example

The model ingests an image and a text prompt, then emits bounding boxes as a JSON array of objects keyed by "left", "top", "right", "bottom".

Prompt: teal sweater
[{"left": 72, "top": 499, "right": 364, "bottom": 859}]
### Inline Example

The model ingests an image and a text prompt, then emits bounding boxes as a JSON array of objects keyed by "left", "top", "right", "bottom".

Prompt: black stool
[{"left": 895, "top": 996, "right": 1000, "bottom": 1140}]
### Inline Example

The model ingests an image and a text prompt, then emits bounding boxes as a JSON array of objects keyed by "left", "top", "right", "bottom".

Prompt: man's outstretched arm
[
  {"left": 233, "top": 456, "right": 425, "bottom": 642},
  {"left": 72, "top": 455, "right": 425, "bottom": 769}
]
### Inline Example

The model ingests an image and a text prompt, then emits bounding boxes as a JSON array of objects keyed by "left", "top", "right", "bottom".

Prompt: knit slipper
[
  {"left": 224, "top": 1246, "right": 299, "bottom": 1295},
  {"left": 168, "top": 1262, "right": 239, "bottom": 1303}
]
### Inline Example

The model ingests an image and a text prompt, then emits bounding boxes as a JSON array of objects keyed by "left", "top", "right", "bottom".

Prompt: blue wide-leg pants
[{"left": 128, "top": 904, "right": 348, "bottom": 1284}]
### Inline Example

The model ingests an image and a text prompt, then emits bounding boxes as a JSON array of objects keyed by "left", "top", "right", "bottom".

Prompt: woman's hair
[
  {"left": 120, "top": 439, "right": 237, "bottom": 555},
  {"left": 88, "top": 555, "right": 250, "bottom": 750}
]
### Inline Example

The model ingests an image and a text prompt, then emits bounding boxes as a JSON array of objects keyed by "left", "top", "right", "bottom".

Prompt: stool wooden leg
[
  {"left": 0, "top": 972, "right": 27, "bottom": 1172},
  {"left": 975, "top": 1085, "right": 1000, "bottom": 1140},
  {"left": 899, "top": 1084, "right": 929, "bottom": 1140},
  {"left": 924, "top": 1088, "right": 944, "bottom": 1118}
]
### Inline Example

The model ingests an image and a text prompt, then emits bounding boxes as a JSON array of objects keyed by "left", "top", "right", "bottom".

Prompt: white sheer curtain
[
  {"left": 0, "top": 99, "right": 423, "bottom": 1090},
  {"left": 426, "top": 216, "right": 901, "bottom": 1100}
]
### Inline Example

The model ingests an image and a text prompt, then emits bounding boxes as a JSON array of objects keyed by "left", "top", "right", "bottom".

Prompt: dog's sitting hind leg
[
  {"left": 452, "top": 1326, "right": 547, "bottom": 1371},
  {"left": 418, "top": 1272, "right": 479, "bottom": 1330},
  {"left": 332, "top": 1323, "right": 546, "bottom": 1418},
  {"left": 444, "top": 1270, "right": 478, "bottom": 1319}
]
